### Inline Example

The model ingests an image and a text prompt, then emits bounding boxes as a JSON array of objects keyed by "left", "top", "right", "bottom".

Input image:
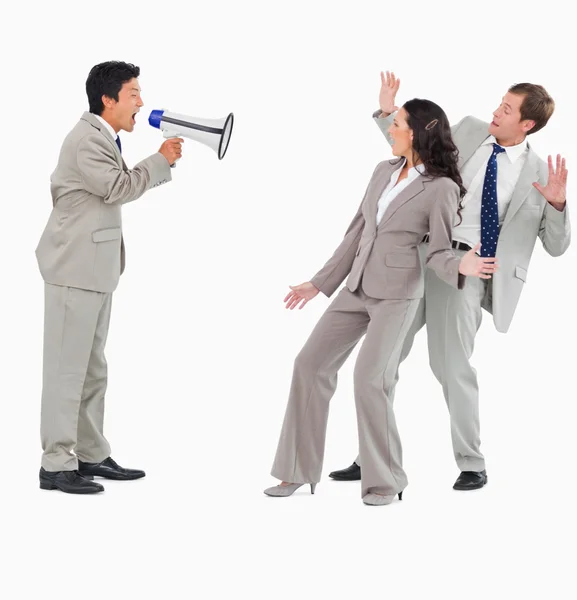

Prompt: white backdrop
[{"left": 1, "top": 1, "right": 575, "bottom": 598}]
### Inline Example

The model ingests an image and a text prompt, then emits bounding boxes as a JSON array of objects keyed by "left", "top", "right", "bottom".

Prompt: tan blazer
[
  {"left": 374, "top": 112, "right": 571, "bottom": 332},
  {"left": 310, "top": 160, "right": 465, "bottom": 299},
  {"left": 35, "top": 111, "right": 172, "bottom": 293}
]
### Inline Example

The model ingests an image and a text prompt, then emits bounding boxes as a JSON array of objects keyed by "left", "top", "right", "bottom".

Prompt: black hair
[
  {"left": 402, "top": 98, "right": 466, "bottom": 223},
  {"left": 86, "top": 61, "right": 140, "bottom": 115}
]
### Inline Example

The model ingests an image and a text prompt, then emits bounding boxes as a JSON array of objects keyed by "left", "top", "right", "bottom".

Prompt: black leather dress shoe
[
  {"left": 39, "top": 468, "right": 104, "bottom": 494},
  {"left": 329, "top": 462, "right": 361, "bottom": 481},
  {"left": 453, "top": 469, "right": 488, "bottom": 491},
  {"left": 78, "top": 456, "right": 145, "bottom": 481}
]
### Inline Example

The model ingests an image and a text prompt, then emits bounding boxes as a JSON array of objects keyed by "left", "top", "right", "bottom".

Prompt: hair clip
[{"left": 425, "top": 119, "right": 439, "bottom": 131}]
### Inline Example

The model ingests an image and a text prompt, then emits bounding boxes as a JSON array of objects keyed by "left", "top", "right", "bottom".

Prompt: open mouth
[{"left": 131, "top": 112, "right": 137, "bottom": 124}]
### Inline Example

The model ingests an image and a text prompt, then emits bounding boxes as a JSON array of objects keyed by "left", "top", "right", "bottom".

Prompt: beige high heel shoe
[{"left": 263, "top": 482, "right": 317, "bottom": 497}]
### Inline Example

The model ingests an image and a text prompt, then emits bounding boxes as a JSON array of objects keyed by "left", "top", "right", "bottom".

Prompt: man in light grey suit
[
  {"left": 35, "top": 61, "right": 183, "bottom": 494},
  {"left": 330, "top": 72, "right": 570, "bottom": 490}
]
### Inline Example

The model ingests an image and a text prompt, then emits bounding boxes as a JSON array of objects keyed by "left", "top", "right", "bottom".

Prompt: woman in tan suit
[{"left": 264, "top": 98, "right": 498, "bottom": 506}]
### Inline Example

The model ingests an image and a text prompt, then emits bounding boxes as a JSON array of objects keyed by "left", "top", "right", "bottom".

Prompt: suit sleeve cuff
[
  {"left": 545, "top": 201, "right": 567, "bottom": 221},
  {"left": 310, "top": 274, "right": 333, "bottom": 298}
]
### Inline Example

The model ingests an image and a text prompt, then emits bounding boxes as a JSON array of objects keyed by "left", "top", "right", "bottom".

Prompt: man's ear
[
  {"left": 522, "top": 119, "right": 536, "bottom": 134},
  {"left": 101, "top": 94, "right": 115, "bottom": 110}
]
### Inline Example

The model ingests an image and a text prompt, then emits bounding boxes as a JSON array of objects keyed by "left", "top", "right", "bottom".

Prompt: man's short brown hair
[{"left": 508, "top": 83, "right": 555, "bottom": 135}]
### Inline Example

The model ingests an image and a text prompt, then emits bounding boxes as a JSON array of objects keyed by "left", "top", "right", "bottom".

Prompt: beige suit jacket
[
  {"left": 35, "top": 112, "right": 172, "bottom": 293},
  {"left": 311, "top": 160, "right": 465, "bottom": 299}
]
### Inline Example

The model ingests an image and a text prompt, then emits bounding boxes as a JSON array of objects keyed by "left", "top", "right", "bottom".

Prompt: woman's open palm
[{"left": 284, "top": 282, "right": 320, "bottom": 310}]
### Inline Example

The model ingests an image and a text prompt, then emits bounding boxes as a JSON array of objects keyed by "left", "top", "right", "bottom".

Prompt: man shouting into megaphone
[{"left": 35, "top": 61, "right": 183, "bottom": 494}]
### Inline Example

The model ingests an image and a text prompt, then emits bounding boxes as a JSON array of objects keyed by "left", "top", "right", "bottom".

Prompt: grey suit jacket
[
  {"left": 310, "top": 160, "right": 465, "bottom": 300},
  {"left": 374, "top": 111, "right": 571, "bottom": 332},
  {"left": 35, "top": 111, "right": 172, "bottom": 293}
]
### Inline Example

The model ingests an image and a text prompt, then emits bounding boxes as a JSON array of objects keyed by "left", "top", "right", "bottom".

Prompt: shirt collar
[
  {"left": 94, "top": 114, "right": 118, "bottom": 141},
  {"left": 398, "top": 158, "right": 427, "bottom": 175},
  {"left": 483, "top": 135, "right": 527, "bottom": 163}
]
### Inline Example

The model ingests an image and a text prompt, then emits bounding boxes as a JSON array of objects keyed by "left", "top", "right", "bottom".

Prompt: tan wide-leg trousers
[
  {"left": 40, "top": 283, "right": 112, "bottom": 471},
  {"left": 271, "top": 286, "right": 420, "bottom": 498}
]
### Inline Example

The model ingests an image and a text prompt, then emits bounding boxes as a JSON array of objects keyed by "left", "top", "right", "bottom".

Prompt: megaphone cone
[{"left": 149, "top": 109, "right": 234, "bottom": 160}]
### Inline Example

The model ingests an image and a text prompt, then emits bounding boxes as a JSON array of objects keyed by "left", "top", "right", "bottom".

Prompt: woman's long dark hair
[{"left": 402, "top": 98, "right": 466, "bottom": 224}]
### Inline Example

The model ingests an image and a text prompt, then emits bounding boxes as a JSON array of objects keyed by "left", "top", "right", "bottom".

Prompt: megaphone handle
[{"left": 163, "top": 130, "right": 180, "bottom": 168}]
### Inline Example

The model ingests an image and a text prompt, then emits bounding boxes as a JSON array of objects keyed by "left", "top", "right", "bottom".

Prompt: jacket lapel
[
  {"left": 501, "top": 147, "right": 540, "bottom": 231},
  {"left": 377, "top": 177, "right": 427, "bottom": 230},
  {"left": 365, "top": 160, "right": 401, "bottom": 232},
  {"left": 81, "top": 111, "right": 125, "bottom": 168}
]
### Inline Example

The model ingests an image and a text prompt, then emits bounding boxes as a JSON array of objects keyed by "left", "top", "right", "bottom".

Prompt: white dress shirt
[
  {"left": 453, "top": 136, "right": 528, "bottom": 247},
  {"left": 376, "top": 161, "right": 426, "bottom": 226},
  {"left": 94, "top": 114, "right": 119, "bottom": 143}
]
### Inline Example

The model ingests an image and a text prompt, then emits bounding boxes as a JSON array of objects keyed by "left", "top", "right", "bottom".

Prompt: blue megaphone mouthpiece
[{"left": 148, "top": 109, "right": 165, "bottom": 129}]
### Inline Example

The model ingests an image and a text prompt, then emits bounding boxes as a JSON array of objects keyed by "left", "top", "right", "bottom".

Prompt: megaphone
[{"left": 148, "top": 109, "right": 234, "bottom": 162}]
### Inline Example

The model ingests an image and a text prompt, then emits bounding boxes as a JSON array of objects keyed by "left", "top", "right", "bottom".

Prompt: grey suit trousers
[
  {"left": 40, "top": 283, "right": 112, "bottom": 471},
  {"left": 271, "top": 286, "right": 420, "bottom": 498},
  {"left": 354, "top": 247, "right": 488, "bottom": 472}
]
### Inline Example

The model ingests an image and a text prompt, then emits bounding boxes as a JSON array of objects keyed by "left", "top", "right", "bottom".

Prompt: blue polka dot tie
[
  {"left": 115, "top": 136, "right": 122, "bottom": 154},
  {"left": 480, "top": 143, "right": 506, "bottom": 257}
]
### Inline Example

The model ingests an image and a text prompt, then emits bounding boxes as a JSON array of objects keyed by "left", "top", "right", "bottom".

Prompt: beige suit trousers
[
  {"left": 354, "top": 247, "right": 488, "bottom": 472},
  {"left": 271, "top": 286, "right": 420, "bottom": 498},
  {"left": 40, "top": 283, "right": 112, "bottom": 471}
]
